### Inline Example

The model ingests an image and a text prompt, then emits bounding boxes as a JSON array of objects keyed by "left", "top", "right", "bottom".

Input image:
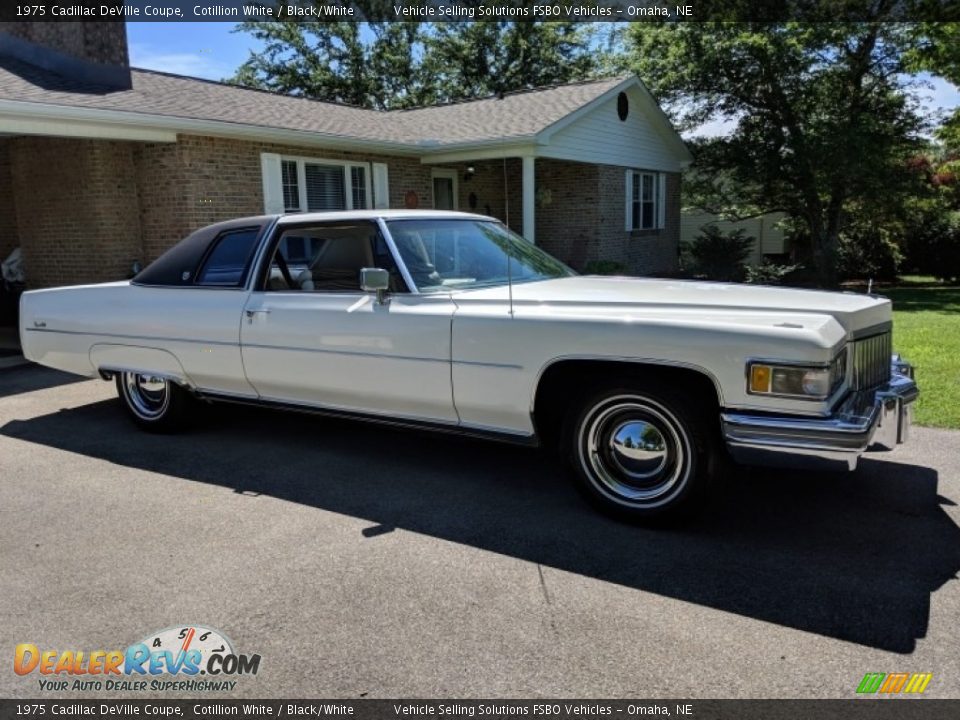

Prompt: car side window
[
  {"left": 264, "top": 223, "right": 406, "bottom": 293},
  {"left": 195, "top": 228, "right": 261, "bottom": 287}
]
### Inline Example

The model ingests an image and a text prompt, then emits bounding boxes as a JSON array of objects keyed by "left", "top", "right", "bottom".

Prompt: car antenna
[
  {"left": 867, "top": 278, "right": 873, "bottom": 294},
  {"left": 503, "top": 153, "right": 514, "bottom": 318}
]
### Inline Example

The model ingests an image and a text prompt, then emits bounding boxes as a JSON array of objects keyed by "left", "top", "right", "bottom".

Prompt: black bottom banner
[{"left": 2, "top": 700, "right": 960, "bottom": 720}]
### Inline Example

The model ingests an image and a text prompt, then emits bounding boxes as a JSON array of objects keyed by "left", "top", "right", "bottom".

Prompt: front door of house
[{"left": 432, "top": 170, "right": 457, "bottom": 210}]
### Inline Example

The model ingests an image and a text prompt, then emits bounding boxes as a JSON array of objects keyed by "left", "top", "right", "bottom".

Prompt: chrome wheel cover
[
  {"left": 577, "top": 395, "right": 691, "bottom": 508},
  {"left": 122, "top": 372, "right": 170, "bottom": 420}
]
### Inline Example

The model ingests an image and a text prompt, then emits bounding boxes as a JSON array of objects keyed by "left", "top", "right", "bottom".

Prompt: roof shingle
[{"left": 0, "top": 55, "right": 629, "bottom": 148}]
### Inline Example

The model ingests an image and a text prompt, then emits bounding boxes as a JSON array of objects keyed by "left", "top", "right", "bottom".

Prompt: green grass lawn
[{"left": 884, "top": 278, "right": 960, "bottom": 429}]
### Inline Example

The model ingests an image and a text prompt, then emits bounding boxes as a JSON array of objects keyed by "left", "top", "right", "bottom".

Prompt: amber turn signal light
[{"left": 750, "top": 364, "right": 772, "bottom": 393}]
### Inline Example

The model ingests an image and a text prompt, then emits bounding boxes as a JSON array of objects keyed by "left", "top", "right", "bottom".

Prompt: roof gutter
[
  {"left": 417, "top": 137, "right": 538, "bottom": 164},
  {"left": 0, "top": 98, "right": 424, "bottom": 156}
]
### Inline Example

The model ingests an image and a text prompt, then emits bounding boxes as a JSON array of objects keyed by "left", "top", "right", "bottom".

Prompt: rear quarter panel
[{"left": 20, "top": 282, "right": 254, "bottom": 395}]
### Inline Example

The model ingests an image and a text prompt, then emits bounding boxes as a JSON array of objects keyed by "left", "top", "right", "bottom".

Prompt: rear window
[{"left": 196, "top": 228, "right": 261, "bottom": 286}]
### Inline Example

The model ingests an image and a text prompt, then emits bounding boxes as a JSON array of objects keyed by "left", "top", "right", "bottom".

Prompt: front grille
[{"left": 850, "top": 332, "right": 892, "bottom": 390}]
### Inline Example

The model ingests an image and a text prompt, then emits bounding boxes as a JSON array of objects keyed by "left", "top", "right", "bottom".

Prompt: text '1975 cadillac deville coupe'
[{"left": 19, "top": 210, "right": 918, "bottom": 520}]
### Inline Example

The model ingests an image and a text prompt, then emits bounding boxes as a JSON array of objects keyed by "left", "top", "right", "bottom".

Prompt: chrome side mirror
[{"left": 360, "top": 267, "right": 390, "bottom": 304}]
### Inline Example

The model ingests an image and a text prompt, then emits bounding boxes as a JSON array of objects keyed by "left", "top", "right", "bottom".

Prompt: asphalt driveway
[{"left": 1, "top": 365, "right": 959, "bottom": 698}]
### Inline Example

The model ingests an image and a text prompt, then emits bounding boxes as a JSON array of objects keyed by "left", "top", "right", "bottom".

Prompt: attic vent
[{"left": 617, "top": 92, "right": 629, "bottom": 121}]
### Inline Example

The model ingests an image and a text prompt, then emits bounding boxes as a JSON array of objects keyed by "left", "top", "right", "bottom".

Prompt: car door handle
[{"left": 245, "top": 309, "right": 271, "bottom": 320}]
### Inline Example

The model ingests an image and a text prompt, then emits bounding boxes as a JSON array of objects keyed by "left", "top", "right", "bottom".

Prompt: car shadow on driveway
[
  {"left": 3, "top": 398, "right": 959, "bottom": 654},
  {"left": 0, "top": 364, "right": 88, "bottom": 399}
]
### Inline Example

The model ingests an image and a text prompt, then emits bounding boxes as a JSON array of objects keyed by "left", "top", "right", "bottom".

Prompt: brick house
[{"left": 0, "top": 22, "right": 692, "bottom": 290}]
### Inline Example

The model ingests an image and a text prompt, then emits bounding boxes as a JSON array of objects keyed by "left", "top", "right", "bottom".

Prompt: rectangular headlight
[{"left": 748, "top": 363, "right": 833, "bottom": 400}]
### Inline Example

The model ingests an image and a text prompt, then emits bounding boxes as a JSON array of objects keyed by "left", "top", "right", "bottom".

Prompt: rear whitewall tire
[{"left": 115, "top": 372, "right": 192, "bottom": 432}]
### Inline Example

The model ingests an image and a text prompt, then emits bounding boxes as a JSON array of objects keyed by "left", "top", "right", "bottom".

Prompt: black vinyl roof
[{"left": 132, "top": 216, "right": 275, "bottom": 287}]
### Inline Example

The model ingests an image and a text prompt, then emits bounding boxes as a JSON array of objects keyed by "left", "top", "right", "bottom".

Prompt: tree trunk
[
  {"left": 813, "top": 229, "right": 840, "bottom": 288},
  {"left": 803, "top": 209, "right": 840, "bottom": 288},
  {"left": 818, "top": 186, "right": 847, "bottom": 288}
]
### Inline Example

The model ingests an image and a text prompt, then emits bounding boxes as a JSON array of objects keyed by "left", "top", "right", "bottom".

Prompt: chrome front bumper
[{"left": 721, "top": 355, "right": 918, "bottom": 471}]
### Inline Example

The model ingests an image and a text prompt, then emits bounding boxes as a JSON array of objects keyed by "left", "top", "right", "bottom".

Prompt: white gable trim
[
  {"left": 537, "top": 76, "right": 692, "bottom": 167},
  {"left": 537, "top": 77, "right": 637, "bottom": 142}
]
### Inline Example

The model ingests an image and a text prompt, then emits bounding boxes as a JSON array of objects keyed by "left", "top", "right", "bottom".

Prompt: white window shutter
[
  {"left": 625, "top": 170, "right": 634, "bottom": 231},
  {"left": 372, "top": 162, "right": 390, "bottom": 209},
  {"left": 657, "top": 173, "right": 666, "bottom": 229},
  {"left": 260, "top": 153, "right": 284, "bottom": 214}
]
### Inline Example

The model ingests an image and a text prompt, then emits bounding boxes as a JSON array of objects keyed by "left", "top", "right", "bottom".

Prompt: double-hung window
[
  {"left": 626, "top": 171, "right": 666, "bottom": 231},
  {"left": 264, "top": 154, "right": 371, "bottom": 213}
]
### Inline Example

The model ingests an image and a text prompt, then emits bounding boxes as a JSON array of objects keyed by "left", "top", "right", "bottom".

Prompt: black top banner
[{"left": 1, "top": 0, "right": 959, "bottom": 23}]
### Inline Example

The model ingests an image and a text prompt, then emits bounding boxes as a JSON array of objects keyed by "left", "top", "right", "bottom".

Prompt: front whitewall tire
[{"left": 563, "top": 383, "right": 716, "bottom": 521}]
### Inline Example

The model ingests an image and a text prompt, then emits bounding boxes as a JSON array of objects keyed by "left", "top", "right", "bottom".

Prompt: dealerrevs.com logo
[{"left": 14, "top": 625, "right": 261, "bottom": 692}]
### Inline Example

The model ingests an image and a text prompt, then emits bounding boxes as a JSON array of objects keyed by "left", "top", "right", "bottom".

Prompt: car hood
[{"left": 453, "top": 276, "right": 891, "bottom": 335}]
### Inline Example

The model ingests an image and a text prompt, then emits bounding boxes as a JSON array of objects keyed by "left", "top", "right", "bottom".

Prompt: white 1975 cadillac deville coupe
[{"left": 19, "top": 210, "right": 918, "bottom": 520}]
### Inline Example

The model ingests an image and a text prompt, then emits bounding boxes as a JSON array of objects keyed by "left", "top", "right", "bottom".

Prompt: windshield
[{"left": 385, "top": 219, "right": 574, "bottom": 293}]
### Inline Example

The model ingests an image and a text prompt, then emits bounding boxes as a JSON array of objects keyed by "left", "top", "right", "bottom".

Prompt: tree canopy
[
  {"left": 626, "top": 20, "right": 939, "bottom": 284},
  {"left": 230, "top": 21, "right": 428, "bottom": 109},
  {"left": 421, "top": 22, "right": 597, "bottom": 103},
  {"left": 230, "top": 18, "right": 600, "bottom": 109}
]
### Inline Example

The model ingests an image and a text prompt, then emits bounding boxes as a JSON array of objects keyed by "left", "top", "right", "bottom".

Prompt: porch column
[{"left": 522, "top": 155, "right": 535, "bottom": 243}]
